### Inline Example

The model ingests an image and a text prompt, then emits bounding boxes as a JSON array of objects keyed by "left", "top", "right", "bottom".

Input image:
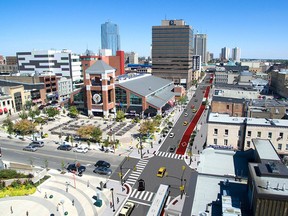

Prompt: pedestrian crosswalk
[
  {"left": 125, "top": 159, "right": 149, "bottom": 186},
  {"left": 129, "top": 188, "right": 155, "bottom": 202},
  {"left": 155, "top": 151, "right": 183, "bottom": 160}
]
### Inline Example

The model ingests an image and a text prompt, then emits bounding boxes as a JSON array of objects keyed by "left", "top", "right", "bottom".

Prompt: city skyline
[{"left": 1, "top": 0, "right": 288, "bottom": 59}]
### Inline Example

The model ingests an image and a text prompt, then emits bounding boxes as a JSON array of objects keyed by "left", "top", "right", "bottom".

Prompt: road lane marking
[
  {"left": 127, "top": 199, "right": 151, "bottom": 206},
  {"left": 147, "top": 192, "right": 154, "bottom": 201},
  {"left": 131, "top": 189, "right": 137, "bottom": 197},
  {"left": 122, "top": 169, "right": 130, "bottom": 179}
]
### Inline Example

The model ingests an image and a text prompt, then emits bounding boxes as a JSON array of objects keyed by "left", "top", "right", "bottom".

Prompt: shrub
[
  {"left": 0, "top": 169, "right": 27, "bottom": 179},
  {"left": 0, "top": 180, "right": 5, "bottom": 190},
  {"left": 10, "top": 179, "right": 22, "bottom": 188}
]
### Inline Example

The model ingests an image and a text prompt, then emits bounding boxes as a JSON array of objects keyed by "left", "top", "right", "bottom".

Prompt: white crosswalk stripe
[
  {"left": 155, "top": 151, "right": 183, "bottom": 160},
  {"left": 125, "top": 159, "right": 149, "bottom": 186},
  {"left": 129, "top": 188, "right": 155, "bottom": 202}
]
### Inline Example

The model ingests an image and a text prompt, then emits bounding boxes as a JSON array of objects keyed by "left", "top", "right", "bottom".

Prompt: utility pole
[{"left": 140, "top": 134, "right": 143, "bottom": 159}]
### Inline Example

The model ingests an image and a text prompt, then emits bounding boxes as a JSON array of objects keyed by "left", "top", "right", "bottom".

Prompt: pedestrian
[
  {"left": 44, "top": 192, "right": 47, "bottom": 199},
  {"left": 10, "top": 206, "right": 13, "bottom": 214},
  {"left": 72, "top": 199, "right": 74, "bottom": 206},
  {"left": 147, "top": 149, "right": 149, "bottom": 154},
  {"left": 117, "top": 197, "right": 119, "bottom": 204},
  {"left": 87, "top": 180, "right": 90, "bottom": 187},
  {"left": 56, "top": 204, "right": 59, "bottom": 211},
  {"left": 66, "top": 186, "right": 68, "bottom": 192},
  {"left": 110, "top": 201, "right": 113, "bottom": 208},
  {"left": 26, "top": 211, "right": 29, "bottom": 216}
]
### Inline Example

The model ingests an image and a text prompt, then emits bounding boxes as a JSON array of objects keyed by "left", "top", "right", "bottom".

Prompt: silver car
[{"left": 23, "top": 146, "right": 37, "bottom": 152}]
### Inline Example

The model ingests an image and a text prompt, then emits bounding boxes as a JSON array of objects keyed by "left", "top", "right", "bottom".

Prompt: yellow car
[
  {"left": 192, "top": 109, "right": 197, "bottom": 113},
  {"left": 157, "top": 167, "right": 166, "bottom": 178},
  {"left": 183, "top": 121, "right": 188, "bottom": 126}
]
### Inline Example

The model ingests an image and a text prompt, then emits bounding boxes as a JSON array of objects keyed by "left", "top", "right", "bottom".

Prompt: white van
[{"left": 119, "top": 201, "right": 135, "bottom": 216}]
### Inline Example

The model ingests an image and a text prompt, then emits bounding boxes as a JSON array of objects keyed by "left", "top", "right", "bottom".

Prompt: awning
[{"left": 3, "top": 108, "right": 8, "bottom": 113}]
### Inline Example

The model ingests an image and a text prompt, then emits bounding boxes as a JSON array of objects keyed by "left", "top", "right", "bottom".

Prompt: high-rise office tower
[
  {"left": 194, "top": 34, "right": 207, "bottom": 63},
  {"left": 221, "top": 47, "right": 230, "bottom": 61},
  {"left": 152, "top": 19, "right": 194, "bottom": 89},
  {"left": 232, "top": 47, "right": 241, "bottom": 62},
  {"left": 101, "top": 21, "right": 120, "bottom": 56}
]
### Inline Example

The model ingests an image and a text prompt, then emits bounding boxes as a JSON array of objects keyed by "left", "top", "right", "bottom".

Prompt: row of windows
[
  {"left": 246, "top": 141, "right": 288, "bottom": 151},
  {"left": 247, "top": 131, "right": 285, "bottom": 139},
  {"left": 0, "top": 100, "right": 11, "bottom": 106}
]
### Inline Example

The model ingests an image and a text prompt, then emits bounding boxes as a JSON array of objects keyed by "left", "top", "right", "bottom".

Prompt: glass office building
[
  {"left": 101, "top": 21, "right": 120, "bottom": 56},
  {"left": 152, "top": 20, "right": 194, "bottom": 89}
]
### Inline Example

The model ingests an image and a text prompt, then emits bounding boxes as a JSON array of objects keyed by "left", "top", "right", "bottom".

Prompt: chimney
[{"left": 266, "top": 181, "right": 270, "bottom": 190}]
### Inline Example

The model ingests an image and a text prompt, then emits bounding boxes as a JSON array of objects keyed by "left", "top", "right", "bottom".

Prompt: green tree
[
  {"left": 139, "top": 120, "right": 156, "bottom": 136},
  {"left": 69, "top": 106, "right": 79, "bottom": 118},
  {"left": 3, "top": 116, "right": 14, "bottom": 136},
  {"left": 28, "top": 109, "right": 36, "bottom": 120},
  {"left": 178, "top": 96, "right": 188, "bottom": 105},
  {"left": 116, "top": 110, "right": 125, "bottom": 122},
  {"left": 45, "top": 107, "right": 60, "bottom": 118},
  {"left": 153, "top": 115, "right": 162, "bottom": 127},
  {"left": 76, "top": 125, "right": 94, "bottom": 139},
  {"left": 91, "top": 127, "right": 102, "bottom": 143},
  {"left": 24, "top": 100, "right": 33, "bottom": 110},
  {"left": 18, "top": 110, "right": 28, "bottom": 119}
]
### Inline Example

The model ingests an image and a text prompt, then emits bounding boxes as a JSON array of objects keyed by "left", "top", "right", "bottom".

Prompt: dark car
[
  {"left": 169, "top": 145, "right": 176, "bottom": 153},
  {"left": 57, "top": 145, "right": 72, "bottom": 151},
  {"left": 95, "top": 160, "right": 111, "bottom": 168},
  {"left": 67, "top": 163, "right": 86, "bottom": 176},
  {"left": 93, "top": 166, "right": 112, "bottom": 175},
  {"left": 137, "top": 179, "right": 145, "bottom": 191},
  {"left": 23, "top": 145, "right": 37, "bottom": 152}
]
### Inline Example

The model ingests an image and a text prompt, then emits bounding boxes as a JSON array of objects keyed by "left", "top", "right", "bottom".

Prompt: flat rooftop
[
  {"left": 212, "top": 96, "right": 245, "bottom": 104},
  {"left": 252, "top": 139, "right": 280, "bottom": 161},
  {"left": 208, "top": 113, "right": 288, "bottom": 127}
]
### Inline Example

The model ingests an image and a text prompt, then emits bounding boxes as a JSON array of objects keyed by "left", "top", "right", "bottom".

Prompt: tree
[
  {"left": 18, "top": 110, "right": 28, "bottom": 120},
  {"left": 28, "top": 109, "right": 36, "bottom": 120},
  {"left": 69, "top": 106, "right": 79, "bottom": 118},
  {"left": 153, "top": 115, "right": 162, "bottom": 127},
  {"left": 91, "top": 127, "right": 102, "bottom": 143},
  {"left": 76, "top": 125, "right": 95, "bottom": 139},
  {"left": 24, "top": 100, "right": 33, "bottom": 110},
  {"left": 116, "top": 110, "right": 125, "bottom": 122},
  {"left": 45, "top": 107, "right": 60, "bottom": 118},
  {"left": 14, "top": 119, "right": 36, "bottom": 135},
  {"left": 139, "top": 120, "right": 156, "bottom": 136},
  {"left": 178, "top": 96, "right": 187, "bottom": 105},
  {"left": 3, "top": 116, "right": 14, "bottom": 136}
]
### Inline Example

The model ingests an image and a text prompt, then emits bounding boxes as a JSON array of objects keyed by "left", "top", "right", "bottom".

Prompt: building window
[
  {"left": 214, "top": 128, "right": 218, "bottom": 135},
  {"left": 3, "top": 101, "right": 5, "bottom": 106},
  {"left": 7, "top": 101, "right": 10, "bottom": 105},
  {"left": 278, "top": 144, "right": 282, "bottom": 150},
  {"left": 247, "top": 131, "right": 251, "bottom": 137},
  {"left": 247, "top": 141, "right": 251, "bottom": 148},
  {"left": 238, "top": 130, "right": 241, "bottom": 136},
  {"left": 226, "top": 105, "right": 229, "bottom": 109},
  {"left": 214, "top": 139, "right": 217, "bottom": 145},
  {"left": 286, "top": 144, "right": 288, "bottom": 150},
  {"left": 224, "top": 139, "right": 228, "bottom": 146},
  {"left": 225, "top": 129, "right": 229, "bottom": 136},
  {"left": 279, "top": 132, "right": 283, "bottom": 139},
  {"left": 257, "top": 132, "right": 261, "bottom": 138},
  {"left": 268, "top": 132, "right": 272, "bottom": 139}
]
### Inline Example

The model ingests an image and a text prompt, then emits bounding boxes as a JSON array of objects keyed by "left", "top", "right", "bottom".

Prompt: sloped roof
[
  {"left": 86, "top": 60, "right": 115, "bottom": 74},
  {"left": 118, "top": 75, "right": 173, "bottom": 97}
]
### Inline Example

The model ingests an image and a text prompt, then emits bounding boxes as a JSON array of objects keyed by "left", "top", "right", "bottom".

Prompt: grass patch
[{"left": 0, "top": 185, "right": 36, "bottom": 198}]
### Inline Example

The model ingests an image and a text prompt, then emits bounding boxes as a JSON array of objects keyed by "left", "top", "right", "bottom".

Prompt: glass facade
[
  {"left": 130, "top": 93, "right": 142, "bottom": 105},
  {"left": 115, "top": 87, "right": 127, "bottom": 105},
  {"left": 101, "top": 21, "right": 120, "bottom": 56}
]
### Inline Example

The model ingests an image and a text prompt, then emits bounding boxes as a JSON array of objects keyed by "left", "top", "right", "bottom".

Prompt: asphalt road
[{"left": 0, "top": 137, "right": 124, "bottom": 176}]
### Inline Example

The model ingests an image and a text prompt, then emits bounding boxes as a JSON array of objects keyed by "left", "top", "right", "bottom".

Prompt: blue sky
[{"left": 1, "top": 0, "right": 288, "bottom": 59}]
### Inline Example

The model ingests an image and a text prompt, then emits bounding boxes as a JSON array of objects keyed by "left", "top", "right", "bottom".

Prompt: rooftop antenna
[
  {"left": 283, "top": 183, "right": 286, "bottom": 191},
  {"left": 266, "top": 181, "right": 270, "bottom": 190}
]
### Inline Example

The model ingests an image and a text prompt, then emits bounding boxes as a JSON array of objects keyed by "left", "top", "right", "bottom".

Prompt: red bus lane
[{"left": 176, "top": 81, "right": 212, "bottom": 155}]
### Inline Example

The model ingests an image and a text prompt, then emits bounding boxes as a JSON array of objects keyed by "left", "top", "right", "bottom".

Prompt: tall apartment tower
[
  {"left": 194, "top": 34, "right": 207, "bottom": 63},
  {"left": 221, "top": 47, "right": 230, "bottom": 61},
  {"left": 101, "top": 21, "right": 120, "bottom": 56},
  {"left": 152, "top": 19, "right": 194, "bottom": 89},
  {"left": 232, "top": 47, "right": 241, "bottom": 62}
]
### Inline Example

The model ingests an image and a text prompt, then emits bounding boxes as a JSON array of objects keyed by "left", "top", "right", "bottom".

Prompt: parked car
[
  {"left": 73, "top": 146, "right": 88, "bottom": 153},
  {"left": 95, "top": 160, "right": 111, "bottom": 168},
  {"left": 93, "top": 166, "right": 112, "bottom": 175},
  {"left": 29, "top": 141, "right": 44, "bottom": 147},
  {"left": 192, "top": 109, "right": 197, "bottom": 113},
  {"left": 157, "top": 167, "right": 166, "bottom": 178},
  {"left": 119, "top": 201, "right": 135, "bottom": 216},
  {"left": 57, "top": 144, "right": 72, "bottom": 151},
  {"left": 184, "top": 113, "right": 188, "bottom": 117},
  {"left": 23, "top": 145, "right": 37, "bottom": 152},
  {"left": 183, "top": 121, "right": 188, "bottom": 126},
  {"left": 67, "top": 163, "right": 86, "bottom": 176}
]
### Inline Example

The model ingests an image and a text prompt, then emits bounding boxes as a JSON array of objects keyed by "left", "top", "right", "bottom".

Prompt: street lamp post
[
  {"left": 140, "top": 134, "right": 143, "bottom": 159},
  {"left": 180, "top": 165, "right": 186, "bottom": 199},
  {"left": 110, "top": 188, "right": 115, "bottom": 212}
]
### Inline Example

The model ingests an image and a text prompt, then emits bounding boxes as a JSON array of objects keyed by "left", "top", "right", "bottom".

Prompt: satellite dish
[{"left": 93, "top": 94, "right": 101, "bottom": 104}]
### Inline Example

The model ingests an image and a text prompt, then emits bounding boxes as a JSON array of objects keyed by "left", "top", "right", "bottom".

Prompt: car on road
[
  {"left": 57, "top": 144, "right": 72, "bottom": 151},
  {"left": 169, "top": 133, "right": 175, "bottom": 138},
  {"left": 23, "top": 145, "right": 37, "bottom": 152},
  {"left": 93, "top": 166, "right": 112, "bottom": 175},
  {"left": 67, "top": 163, "right": 86, "bottom": 176},
  {"left": 184, "top": 113, "right": 188, "bottom": 117},
  {"left": 183, "top": 121, "right": 188, "bottom": 126},
  {"left": 137, "top": 179, "right": 145, "bottom": 191},
  {"left": 119, "top": 201, "right": 135, "bottom": 216},
  {"left": 73, "top": 146, "right": 88, "bottom": 153},
  {"left": 169, "top": 145, "right": 176, "bottom": 153},
  {"left": 192, "top": 109, "right": 197, "bottom": 113},
  {"left": 193, "top": 94, "right": 196, "bottom": 97},
  {"left": 157, "top": 167, "right": 166, "bottom": 178},
  {"left": 95, "top": 160, "right": 111, "bottom": 168},
  {"left": 29, "top": 141, "right": 44, "bottom": 147},
  {"left": 194, "top": 99, "right": 198, "bottom": 102}
]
